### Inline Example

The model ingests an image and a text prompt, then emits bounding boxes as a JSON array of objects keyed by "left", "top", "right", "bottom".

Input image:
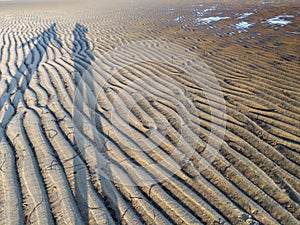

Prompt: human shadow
[
  {"left": 0, "top": 23, "right": 61, "bottom": 127},
  {"left": 72, "top": 23, "right": 120, "bottom": 224},
  {"left": 16, "top": 23, "right": 62, "bottom": 92}
]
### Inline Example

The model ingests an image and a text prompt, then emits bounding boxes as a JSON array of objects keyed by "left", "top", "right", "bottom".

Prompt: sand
[{"left": 0, "top": 0, "right": 299, "bottom": 224}]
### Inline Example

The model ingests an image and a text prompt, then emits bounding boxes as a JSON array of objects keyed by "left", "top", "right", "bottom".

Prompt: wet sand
[{"left": 0, "top": 0, "right": 299, "bottom": 224}]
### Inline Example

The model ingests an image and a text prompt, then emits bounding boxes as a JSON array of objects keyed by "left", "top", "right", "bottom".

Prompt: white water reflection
[
  {"left": 267, "top": 15, "right": 294, "bottom": 26},
  {"left": 235, "top": 21, "right": 255, "bottom": 32},
  {"left": 175, "top": 16, "right": 185, "bottom": 23},
  {"left": 196, "top": 4, "right": 218, "bottom": 16},
  {"left": 237, "top": 12, "right": 254, "bottom": 19},
  {"left": 196, "top": 16, "right": 230, "bottom": 24},
  {"left": 287, "top": 31, "right": 300, "bottom": 34}
]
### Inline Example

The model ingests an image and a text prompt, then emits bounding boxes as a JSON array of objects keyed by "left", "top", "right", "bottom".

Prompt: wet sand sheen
[{"left": 0, "top": 1, "right": 299, "bottom": 224}]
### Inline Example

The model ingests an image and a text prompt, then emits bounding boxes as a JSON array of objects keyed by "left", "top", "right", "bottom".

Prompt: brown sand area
[{"left": 0, "top": 0, "right": 299, "bottom": 224}]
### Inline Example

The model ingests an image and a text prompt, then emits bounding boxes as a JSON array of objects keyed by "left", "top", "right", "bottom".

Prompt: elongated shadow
[
  {"left": 0, "top": 23, "right": 61, "bottom": 126},
  {"left": 0, "top": 23, "right": 61, "bottom": 223},
  {"left": 17, "top": 23, "right": 62, "bottom": 92},
  {"left": 72, "top": 23, "right": 120, "bottom": 223}
]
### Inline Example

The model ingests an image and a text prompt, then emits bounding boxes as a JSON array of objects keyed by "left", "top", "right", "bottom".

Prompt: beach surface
[{"left": 0, "top": 0, "right": 299, "bottom": 224}]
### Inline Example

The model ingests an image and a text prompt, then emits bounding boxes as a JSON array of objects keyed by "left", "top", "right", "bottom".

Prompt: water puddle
[
  {"left": 235, "top": 21, "right": 255, "bottom": 32},
  {"left": 287, "top": 31, "right": 300, "bottom": 34},
  {"left": 175, "top": 16, "right": 185, "bottom": 23},
  {"left": 262, "top": 1, "right": 274, "bottom": 5},
  {"left": 196, "top": 16, "right": 230, "bottom": 24},
  {"left": 237, "top": 12, "right": 254, "bottom": 19},
  {"left": 196, "top": 4, "right": 218, "bottom": 16},
  {"left": 266, "top": 15, "right": 294, "bottom": 26}
]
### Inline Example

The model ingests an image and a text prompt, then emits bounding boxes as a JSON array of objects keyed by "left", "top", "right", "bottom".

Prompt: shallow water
[
  {"left": 235, "top": 21, "right": 255, "bottom": 32},
  {"left": 237, "top": 12, "right": 254, "bottom": 19},
  {"left": 267, "top": 15, "right": 294, "bottom": 26},
  {"left": 196, "top": 4, "right": 218, "bottom": 16},
  {"left": 175, "top": 15, "right": 184, "bottom": 23},
  {"left": 196, "top": 16, "right": 230, "bottom": 24}
]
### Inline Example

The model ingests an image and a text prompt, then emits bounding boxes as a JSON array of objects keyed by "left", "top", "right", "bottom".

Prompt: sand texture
[{"left": 0, "top": 0, "right": 299, "bottom": 224}]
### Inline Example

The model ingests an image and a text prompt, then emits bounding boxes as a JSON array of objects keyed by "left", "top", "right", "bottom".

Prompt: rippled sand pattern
[{"left": 0, "top": 1, "right": 299, "bottom": 224}]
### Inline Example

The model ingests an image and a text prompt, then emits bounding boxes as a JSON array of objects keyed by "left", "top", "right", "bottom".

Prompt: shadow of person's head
[{"left": 75, "top": 23, "right": 88, "bottom": 33}]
